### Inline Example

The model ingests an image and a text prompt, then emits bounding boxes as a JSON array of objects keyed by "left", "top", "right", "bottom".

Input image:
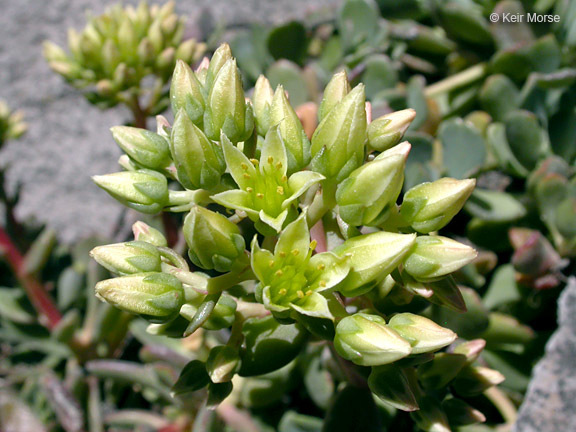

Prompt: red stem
[{"left": 0, "top": 227, "right": 62, "bottom": 329}]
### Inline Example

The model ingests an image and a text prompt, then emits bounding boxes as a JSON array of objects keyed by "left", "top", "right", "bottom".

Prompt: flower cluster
[
  {"left": 43, "top": 1, "right": 205, "bottom": 112},
  {"left": 90, "top": 44, "right": 501, "bottom": 422}
]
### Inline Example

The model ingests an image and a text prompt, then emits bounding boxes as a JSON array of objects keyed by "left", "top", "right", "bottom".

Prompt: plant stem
[
  {"left": 424, "top": 63, "right": 487, "bottom": 98},
  {"left": 129, "top": 94, "right": 148, "bottom": 129},
  {"left": 484, "top": 387, "right": 517, "bottom": 428},
  {"left": 307, "top": 181, "right": 337, "bottom": 228},
  {"left": 0, "top": 226, "right": 62, "bottom": 329}
]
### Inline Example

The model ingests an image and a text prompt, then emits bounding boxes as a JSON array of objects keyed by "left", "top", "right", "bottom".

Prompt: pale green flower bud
[
  {"left": 42, "top": 41, "right": 69, "bottom": 63},
  {"left": 156, "top": 47, "right": 176, "bottom": 71},
  {"left": 205, "top": 43, "right": 232, "bottom": 89},
  {"left": 387, "top": 313, "right": 457, "bottom": 354},
  {"left": 95, "top": 272, "right": 184, "bottom": 322},
  {"left": 206, "top": 346, "right": 241, "bottom": 383},
  {"left": 401, "top": 178, "right": 476, "bottom": 233},
  {"left": 170, "top": 109, "right": 225, "bottom": 190},
  {"left": 319, "top": 70, "right": 350, "bottom": 122},
  {"left": 333, "top": 232, "right": 416, "bottom": 296},
  {"left": 403, "top": 236, "right": 477, "bottom": 282},
  {"left": 311, "top": 85, "right": 367, "bottom": 181},
  {"left": 452, "top": 366, "right": 505, "bottom": 396},
  {"left": 132, "top": 221, "right": 167, "bottom": 247},
  {"left": 368, "top": 109, "right": 416, "bottom": 152},
  {"left": 270, "top": 85, "right": 310, "bottom": 173},
  {"left": 92, "top": 169, "right": 168, "bottom": 214},
  {"left": 90, "top": 241, "right": 161, "bottom": 275},
  {"left": 137, "top": 38, "right": 156, "bottom": 64},
  {"left": 253, "top": 75, "right": 274, "bottom": 135},
  {"left": 175, "top": 39, "right": 203, "bottom": 64},
  {"left": 204, "top": 58, "right": 254, "bottom": 142},
  {"left": 334, "top": 313, "right": 412, "bottom": 366},
  {"left": 111, "top": 126, "right": 171, "bottom": 170},
  {"left": 336, "top": 142, "right": 409, "bottom": 226},
  {"left": 183, "top": 206, "right": 246, "bottom": 272}
]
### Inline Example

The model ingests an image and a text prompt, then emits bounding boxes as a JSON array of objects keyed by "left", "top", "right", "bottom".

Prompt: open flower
[
  {"left": 251, "top": 214, "right": 349, "bottom": 319},
  {"left": 211, "top": 127, "right": 324, "bottom": 233}
]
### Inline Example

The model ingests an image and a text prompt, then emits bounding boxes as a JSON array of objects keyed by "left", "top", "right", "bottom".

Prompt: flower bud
[
  {"left": 270, "top": 86, "right": 310, "bottom": 173},
  {"left": 204, "top": 58, "right": 254, "bottom": 142},
  {"left": 111, "top": 126, "right": 171, "bottom": 169},
  {"left": 204, "top": 43, "right": 232, "bottom": 89},
  {"left": 452, "top": 366, "right": 505, "bottom": 396},
  {"left": 333, "top": 232, "right": 416, "bottom": 296},
  {"left": 403, "top": 236, "right": 477, "bottom": 282},
  {"left": 170, "top": 60, "right": 205, "bottom": 123},
  {"left": 336, "top": 142, "right": 409, "bottom": 226},
  {"left": 170, "top": 110, "right": 225, "bottom": 190},
  {"left": 92, "top": 169, "right": 168, "bottom": 214},
  {"left": 156, "top": 47, "right": 176, "bottom": 71},
  {"left": 334, "top": 313, "right": 412, "bottom": 366},
  {"left": 42, "top": 41, "right": 69, "bottom": 63},
  {"left": 368, "top": 365, "right": 419, "bottom": 411},
  {"left": 367, "top": 109, "right": 416, "bottom": 152},
  {"left": 387, "top": 313, "right": 456, "bottom": 354},
  {"left": 175, "top": 39, "right": 201, "bottom": 64},
  {"left": 401, "top": 178, "right": 476, "bottom": 233},
  {"left": 206, "top": 345, "right": 241, "bottom": 383},
  {"left": 90, "top": 241, "right": 161, "bottom": 275},
  {"left": 95, "top": 272, "right": 184, "bottom": 322},
  {"left": 253, "top": 75, "right": 274, "bottom": 135},
  {"left": 137, "top": 38, "right": 156, "bottom": 65},
  {"left": 319, "top": 70, "right": 350, "bottom": 122},
  {"left": 132, "top": 221, "right": 167, "bottom": 247},
  {"left": 311, "top": 85, "right": 367, "bottom": 181},
  {"left": 183, "top": 206, "right": 246, "bottom": 272},
  {"left": 410, "top": 396, "right": 451, "bottom": 432}
]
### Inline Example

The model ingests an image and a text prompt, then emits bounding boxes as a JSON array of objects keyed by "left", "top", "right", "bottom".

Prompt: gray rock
[
  {"left": 513, "top": 277, "right": 576, "bottom": 432},
  {"left": 0, "top": 0, "right": 342, "bottom": 243}
]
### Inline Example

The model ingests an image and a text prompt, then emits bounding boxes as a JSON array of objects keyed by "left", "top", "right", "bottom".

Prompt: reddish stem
[{"left": 0, "top": 227, "right": 62, "bottom": 329}]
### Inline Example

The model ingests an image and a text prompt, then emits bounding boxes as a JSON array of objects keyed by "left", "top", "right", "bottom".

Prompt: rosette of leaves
[
  {"left": 43, "top": 1, "right": 205, "bottom": 127},
  {"left": 90, "top": 44, "right": 508, "bottom": 430}
]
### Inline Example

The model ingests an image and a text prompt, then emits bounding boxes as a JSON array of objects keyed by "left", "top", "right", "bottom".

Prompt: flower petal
[
  {"left": 211, "top": 190, "right": 257, "bottom": 217},
  {"left": 284, "top": 171, "right": 325, "bottom": 207},
  {"left": 291, "top": 292, "right": 333, "bottom": 319},
  {"left": 250, "top": 236, "right": 275, "bottom": 283},
  {"left": 262, "top": 285, "right": 290, "bottom": 314},
  {"left": 260, "top": 125, "right": 288, "bottom": 177},
  {"left": 259, "top": 209, "right": 288, "bottom": 233},
  {"left": 274, "top": 213, "right": 310, "bottom": 263},
  {"left": 308, "top": 252, "right": 350, "bottom": 291},
  {"left": 221, "top": 133, "right": 256, "bottom": 189}
]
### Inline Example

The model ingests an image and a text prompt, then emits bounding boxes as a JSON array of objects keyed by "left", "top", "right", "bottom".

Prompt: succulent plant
[
  {"left": 90, "top": 44, "right": 506, "bottom": 430},
  {"left": 43, "top": 1, "right": 205, "bottom": 127}
]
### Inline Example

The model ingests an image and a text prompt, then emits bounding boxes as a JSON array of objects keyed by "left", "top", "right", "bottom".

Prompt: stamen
[
  {"left": 306, "top": 290, "right": 313, "bottom": 296},
  {"left": 310, "top": 240, "right": 317, "bottom": 250},
  {"left": 297, "top": 290, "right": 304, "bottom": 298},
  {"left": 246, "top": 187, "right": 253, "bottom": 193},
  {"left": 275, "top": 269, "right": 284, "bottom": 277},
  {"left": 281, "top": 175, "right": 288, "bottom": 182},
  {"left": 279, "top": 288, "right": 287, "bottom": 295},
  {"left": 269, "top": 260, "right": 275, "bottom": 267},
  {"left": 250, "top": 158, "right": 259, "bottom": 166},
  {"left": 256, "top": 193, "right": 264, "bottom": 199},
  {"left": 243, "top": 173, "right": 251, "bottom": 179},
  {"left": 267, "top": 156, "right": 274, "bottom": 164},
  {"left": 276, "top": 162, "right": 283, "bottom": 169},
  {"left": 241, "top": 163, "right": 248, "bottom": 170},
  {"left": 319, "top": 280, "right": 326, "bottom": 288},
  {"left": 291, "top": 249, "right": 300, "bottom": 256},
  {"left": 276, "top": 186, "right": 284, "bottom": 195},
  {"left": 317, "top": 263, "right": 325, "bottom": 270},
  {"left": 279, "top": 251, "right": 286, "bottom": 258}
]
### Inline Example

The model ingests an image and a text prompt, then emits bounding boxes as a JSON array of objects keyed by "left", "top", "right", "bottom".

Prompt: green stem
[
  {"left": 306, "top": 181, "right": 337, "bottom": 228},
  {"left": 167, "top": 189, "right": 212, "bottom": 211},
  {"left": 207, "top": 264, "right": 255, "bottom": 294},
  {"left": 424, "top": 63, "right": 487, "bottom": 98}
]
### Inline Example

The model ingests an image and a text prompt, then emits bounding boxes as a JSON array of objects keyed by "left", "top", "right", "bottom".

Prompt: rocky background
[{"left": 0, "top": 0, "right": 340, "bottom": 243}]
